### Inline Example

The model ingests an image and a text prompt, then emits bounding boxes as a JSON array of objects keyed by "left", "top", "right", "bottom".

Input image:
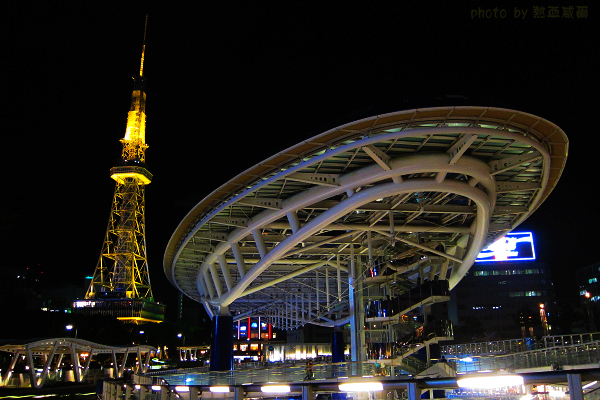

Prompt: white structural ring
[{"left": 164, "top": 105, "right": 568, "bottom": 329}]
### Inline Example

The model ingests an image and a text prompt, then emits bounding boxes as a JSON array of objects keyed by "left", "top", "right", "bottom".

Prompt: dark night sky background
[{"left": 1, "top": 3, "right": 597, "bottom": 315}]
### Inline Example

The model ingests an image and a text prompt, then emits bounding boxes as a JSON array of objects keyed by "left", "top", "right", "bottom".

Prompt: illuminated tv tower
[{"left": 73, "top": 16, "right": 165, "bottom": 323}]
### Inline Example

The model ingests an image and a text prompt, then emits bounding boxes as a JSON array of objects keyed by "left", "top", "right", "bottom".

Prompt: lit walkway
[
  {"left": 442, "top": 333, "right": 600, "bottom": 374},
  {"left": 104, "top": 368, "right": 600, "bottom": 400}
]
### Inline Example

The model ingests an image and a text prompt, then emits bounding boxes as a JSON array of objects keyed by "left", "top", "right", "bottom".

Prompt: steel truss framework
[
  {"left": 86, "top": 177, "right": 152, "bottom": 300},
  {"left": 0, "top": 338, "right": 155, "bottom": 388},
  {"left": 164, "top": 106, "right": 568, "bottom": 330}
]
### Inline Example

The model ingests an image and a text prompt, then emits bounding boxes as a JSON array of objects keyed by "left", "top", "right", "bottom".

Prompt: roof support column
[
  {"left": 3, "top": 351, "right": 20, "bottom": 384},
  {"left": 252, "top": 229, "right": 269, "bottom": 259},
  {"left": 217, "top": 254, "right": 234, "bottom": 291},
  {"left": 111, "top": 351, "right": 118, "bottom": 378},
  {"left": 203, "top": 269, "right": 216, "bottom": 299},
  {"left": 82, "top": 348, "right": 94, "bottom": 379},
  {"left": 230, "top": 242, "right": 247, "bottom": 278},
  {"left": 440, "top": 259, "right": 450, "bottom": 280},
  {"left": 428, "top": 264, "right": 439, "bottom": 281},
  {"left": 54, "top": 354, "right": 64, "bottom": 374},
  {"left": 349, "top": 245, "right": 363, "bottom": 362},
  {"left": 144, "top": 350, "right": 152, "bottom": 373},
  {"left": 136, "top": 348, "right": 142, "bottom": 373},
  {"left": 119, "top": 349, "right": 129, "bottom": 381},
  {"left": 26, "top": 347, "right": 37, "bottom": 388},
  {"left": 197, "top": 272, "right": 209, "bottom": 298},
  {"left": 286, "top": 211, "right": 301, "bottom": 233},
  {"left": 39, "top": 341, "right": 58, "bottom": 387},
  {"left": 208, "top": 262, "right": 223, "bottom": 297},
  {"left": 71, "top": 344, "right": 81, "bottom": 382}
]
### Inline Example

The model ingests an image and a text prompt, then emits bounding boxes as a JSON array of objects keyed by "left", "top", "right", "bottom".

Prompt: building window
[{"left": 525, "top": 291, "right": 541, "bottom": 297}]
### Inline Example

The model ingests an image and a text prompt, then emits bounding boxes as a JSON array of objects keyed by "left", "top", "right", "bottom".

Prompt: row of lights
[
  {"left": 258, "top": 383, "right": 385, "bottom": 393},
  {"left": 144, "top": 376, "right": 528, "bottom": 394},
  {"left": 142, "top": 383, "right": 385, "bottom": 393}
]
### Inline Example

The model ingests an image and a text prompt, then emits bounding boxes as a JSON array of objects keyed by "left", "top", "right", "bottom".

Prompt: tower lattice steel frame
[{"left": 74, "top": 17, "right": 165, "bottom": 323}]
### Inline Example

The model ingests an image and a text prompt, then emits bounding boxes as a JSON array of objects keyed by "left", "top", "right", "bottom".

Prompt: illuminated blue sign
[
  {"left": 476, "top": 232, "right": 536, "bottom": 262},
  {"left": 251, "top": 322, "right": 258, "bottom": 328}
]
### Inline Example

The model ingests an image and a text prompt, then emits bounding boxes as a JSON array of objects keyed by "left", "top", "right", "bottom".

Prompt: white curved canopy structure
[{"left": 164, "top": 106, "right": 568, "bottom": 328}]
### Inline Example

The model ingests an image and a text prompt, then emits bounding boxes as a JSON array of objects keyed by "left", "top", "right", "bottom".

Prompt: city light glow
[
  {"left": 457, "top": 375, "right": 523, "bottom": 388},
  {"left": 339, "top": 382, "right": 383, "bottom": 392},
  {"left": 209, "top": 387, "right": 231, "bottom": 393},
  {"left": 261, "top": 385, "right": 290, "bottom": 393}
]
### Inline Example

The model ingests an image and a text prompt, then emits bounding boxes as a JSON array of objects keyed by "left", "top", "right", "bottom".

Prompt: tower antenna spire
[{"left": 139, "top": 15, "right": 148, "bottom": 77}]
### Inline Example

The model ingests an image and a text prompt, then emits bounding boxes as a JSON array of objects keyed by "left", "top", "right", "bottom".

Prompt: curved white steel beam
[
  {"left": 193, "top": 153, "right": 494, "bottom": 292},
  {"left": 165, "top": 106, "right": 568, "bottom": 332},
  {"left": 210, "top": 177, "right": 491, "bottom": 307},
  {"left": 170, "top": 125, "right": 549, "bottom": 287}
]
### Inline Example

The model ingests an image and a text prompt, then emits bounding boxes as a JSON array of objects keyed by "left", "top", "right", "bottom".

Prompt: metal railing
[
  {"left": 143, "top": 361, "right": 399, "bottom": 386},
  {"left": 454, "top": 341, "right": 600, "bottom": 373}
]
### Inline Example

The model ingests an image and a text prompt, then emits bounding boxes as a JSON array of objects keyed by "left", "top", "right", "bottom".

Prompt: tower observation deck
[
  {"left": 74, "top": 17, "right": 165, "bottom": 324},
  {"left": 164, "top": 99, "right": 567, "bottom": 362}
]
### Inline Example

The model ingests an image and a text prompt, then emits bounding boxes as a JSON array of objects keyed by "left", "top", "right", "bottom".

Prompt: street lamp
[
  {"left": 178, "top": 333, "right": 185, "bottom": 346},
  {"left": 66, "top": 325, "right": 78, "bottom": 338}
]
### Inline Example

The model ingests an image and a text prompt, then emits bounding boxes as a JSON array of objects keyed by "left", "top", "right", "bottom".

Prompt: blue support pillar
[
  {"left": 331, "top": 331, "right": 347, "bottom": 400},
  {"left": 210, "top": 314, "right": 234, "bottom": 371},
  {"left": 331, "top": 331, "right": 345, "bottom": 363}
]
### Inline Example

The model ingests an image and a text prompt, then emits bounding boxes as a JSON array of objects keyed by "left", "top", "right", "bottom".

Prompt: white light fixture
[
  {"left": 339, "top": 382, "right": 384, "bottom": 392},
  {"left": 457, "top": 375, "right": 524, "bottom": 389},
  {"left": 175, "top": 386, "right": 190, "bottom": 392},
  {"left": 151, "top": 386, "right": 162, "bottom": 391},
  {"left": 261, "top": 385, "right": 291, "bottom": 393},
  {"left": 583, "top": 381, "right": 598, "bottom": 389},
  {"left": 135, "top": 385, "right": 141, "bottom": 390},
  {"left": 210, "top": 387, "right": 231, "bottom": 393}
]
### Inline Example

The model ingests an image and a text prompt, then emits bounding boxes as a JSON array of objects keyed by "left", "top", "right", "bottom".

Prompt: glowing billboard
[{"left": 476, "top": 231, "right": 536, "bottom": 262}]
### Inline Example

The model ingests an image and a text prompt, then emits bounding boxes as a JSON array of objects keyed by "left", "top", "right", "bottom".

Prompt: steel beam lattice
[{"left": 164, "top": 106, "right": 568, "bottom": 332}]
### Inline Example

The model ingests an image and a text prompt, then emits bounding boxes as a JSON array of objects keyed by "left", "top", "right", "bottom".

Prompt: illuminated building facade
[
  {"left": 73, "top": 17, "right": 165, "bottom": 324},
  {"left": 449, "top": 232, "right": 556, "bottom": 340},
  {"left": 232, "top": 318, "right": 285, "bottom": 361}
]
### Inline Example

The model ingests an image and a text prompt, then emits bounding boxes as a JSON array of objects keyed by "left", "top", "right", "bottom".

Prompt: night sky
[{"left": 1, "top": 3, "right": 597, "bottom": 313}]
